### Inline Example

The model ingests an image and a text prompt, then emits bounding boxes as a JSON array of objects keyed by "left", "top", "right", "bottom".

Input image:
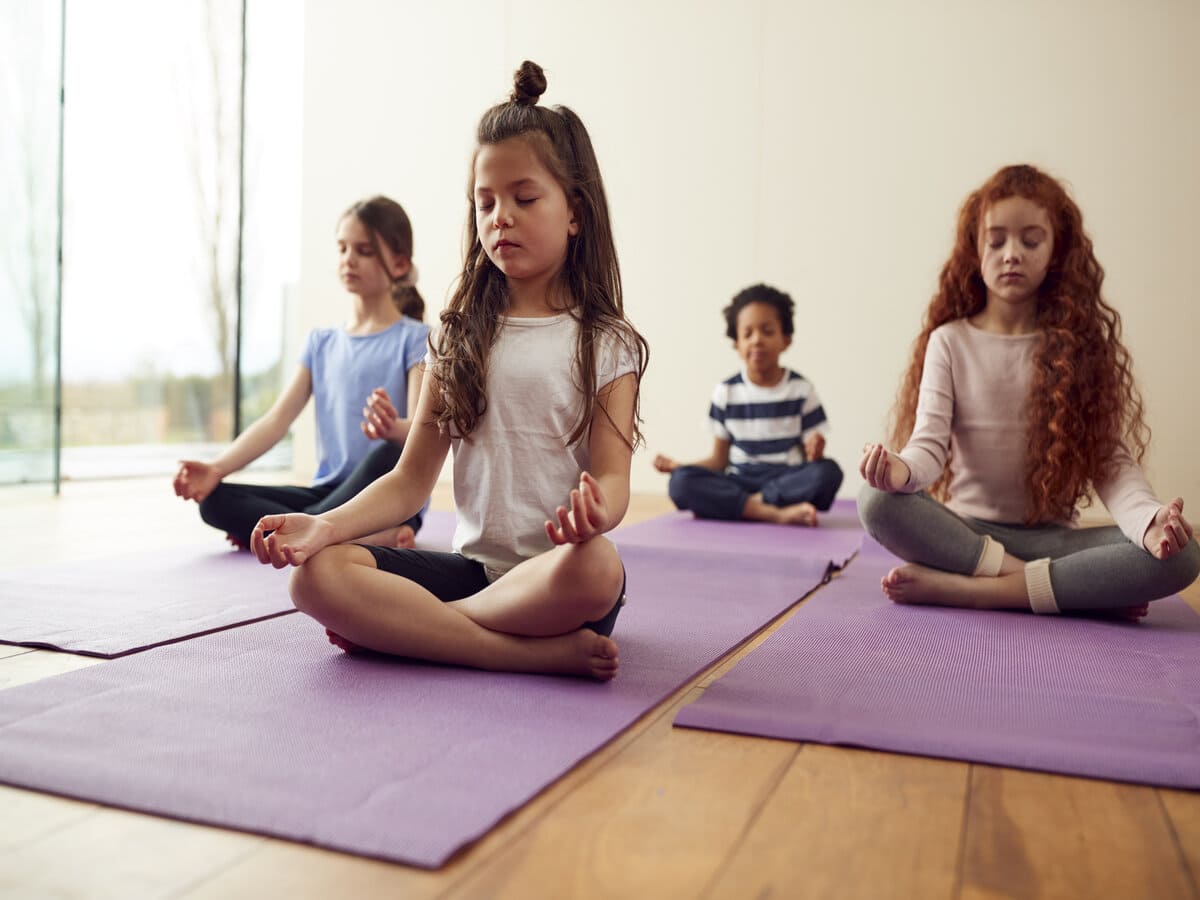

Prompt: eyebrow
[
  {"left": 984, "top": 224, "right": 1047, "bottom": 233},
  {"left": 475, "top": 177, "right": 542, "bottom": 196}
]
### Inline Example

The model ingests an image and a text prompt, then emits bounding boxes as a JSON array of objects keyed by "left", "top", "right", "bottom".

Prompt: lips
[{"left": 494, "top": 240, "right": 518, "bottom": 251}]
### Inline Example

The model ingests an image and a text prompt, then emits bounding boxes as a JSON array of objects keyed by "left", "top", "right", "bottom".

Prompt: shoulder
[
  {"left": 400, "top": 316, "right": 431, "bottom": 337},
  {"left": 784, "top": 368, "right": 815, "bottom": 389},
  {"left": 303, "top": 327, "right": 341, "bottom": 354}
]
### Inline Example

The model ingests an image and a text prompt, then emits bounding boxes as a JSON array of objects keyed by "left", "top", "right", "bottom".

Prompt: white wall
[{"left": 296, "top": 0, "right": 1199, "bottom": 505}]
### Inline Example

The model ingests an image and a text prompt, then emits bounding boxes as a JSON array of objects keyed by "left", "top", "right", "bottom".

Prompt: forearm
[
  {"left": 210, "top": 415, "right": 290, "bottom": 477},
  {"left": 385, "top": 418, "right": 414, "bottom": 446},
  {"left": 679, "top": 454, "right": 725, "bottom": 472},
  {"left": 325, "top": 415, "right": 448, "bottom": 541},
  {"left": 594, "top": 470, "right": 630, "bottom": 532}
]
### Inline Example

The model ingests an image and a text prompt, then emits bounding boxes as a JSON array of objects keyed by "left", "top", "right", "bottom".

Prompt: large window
[
  {"left": 0, "top": 0, "right": 63, "bottom": 485},
  {"left": 0, "top": 0, "right": 302, "bottom": 488}
]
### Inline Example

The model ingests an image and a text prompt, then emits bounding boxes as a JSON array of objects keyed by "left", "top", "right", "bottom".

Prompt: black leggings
[
  {"left": 362, "top": 545, "right": 626, "bottom": 637},
  {"left": 198, "top": 442, "right": 419, "bottom": 547}
]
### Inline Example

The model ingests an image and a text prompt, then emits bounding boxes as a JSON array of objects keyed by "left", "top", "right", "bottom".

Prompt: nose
[
  {"left": 1002, "top": 238, "right": 1022, "bottom": 263},
  {"left": 492, "top": 199, "right": 514, "bottom": 230}
]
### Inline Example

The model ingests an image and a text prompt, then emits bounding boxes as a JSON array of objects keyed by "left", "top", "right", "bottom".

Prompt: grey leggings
[{"left": 858, "top": 486, "right": 1200, "bottom": 611}]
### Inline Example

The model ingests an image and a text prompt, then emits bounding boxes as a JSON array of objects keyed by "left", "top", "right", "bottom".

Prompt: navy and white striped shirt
[{"left": 708, "top": 369, "right": 829, "bottom": 470}]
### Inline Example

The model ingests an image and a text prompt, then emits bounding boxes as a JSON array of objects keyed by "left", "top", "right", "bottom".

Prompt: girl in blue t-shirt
[{"left": 173, "top": 195, "right": 431, "bottom": 549}]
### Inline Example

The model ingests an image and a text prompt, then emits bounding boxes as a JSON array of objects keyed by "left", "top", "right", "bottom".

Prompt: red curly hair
[{"left": 890, "top": 164, "right": 1149, "bottom": 523}]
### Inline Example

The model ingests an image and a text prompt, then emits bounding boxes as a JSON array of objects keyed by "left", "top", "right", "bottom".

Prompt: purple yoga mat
[
  {"left": 674, "top": 537, "right": 1200, "bottom": 788},
  {"left": 0, "top": 510, "right": 456, "bottom": 658},
  {"left": 613, "top": 497, "right": 862, "bottom": 567},
  {"left": 0, "top": 542, "right": 832, "bottom": 868}
]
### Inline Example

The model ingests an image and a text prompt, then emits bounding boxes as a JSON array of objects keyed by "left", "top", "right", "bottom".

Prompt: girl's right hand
[
  {"left": 1143, "top": 497, "right": 1195, "bottom": 560},
  {"left": 361, "top": 387, "right": 400, "bottom": 442},
  {"left": 173, "top": 460, "right": 222, "bottom": 502},
  {"left": 652, "top": 454, "right": 677, "bottom": 474},
  {"left": 250, "top": 513, "right": 336, "bottom": 568},
  {"left": 859, "top": 442, "right": 911, "bottom": 492}
]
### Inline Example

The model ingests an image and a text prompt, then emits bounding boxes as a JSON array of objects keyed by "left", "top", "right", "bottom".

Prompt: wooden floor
[{"left": 1, "top": 478, "right": 1198, "bottom": 899}]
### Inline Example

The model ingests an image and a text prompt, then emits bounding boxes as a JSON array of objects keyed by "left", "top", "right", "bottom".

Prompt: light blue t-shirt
[{"left": 300, "top": 317, "right": 429, "bottom": 486}]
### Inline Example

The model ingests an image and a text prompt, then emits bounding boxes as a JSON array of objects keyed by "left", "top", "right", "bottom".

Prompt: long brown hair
[
  {"left": 432, "top": 60, "right": 648, "bottom": 446},
  {"left": 891, "top": 164, "right": 1148, "bottom": 522},
  {"left": 342, "top": 195, "right": 424, "bottom": 321}
]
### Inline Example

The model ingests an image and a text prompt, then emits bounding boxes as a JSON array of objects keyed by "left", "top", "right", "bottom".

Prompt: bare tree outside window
[
  {"left": 0, "top": 1, "right": 61, "bottom": 483},
  {"left": 177, "top": 0, "right": 244, "bottom": 442}
]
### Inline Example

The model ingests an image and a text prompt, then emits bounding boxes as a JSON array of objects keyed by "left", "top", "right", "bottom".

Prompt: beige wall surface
[{"left": 295, "top": 0, "right": 1198, "bottom": 507}]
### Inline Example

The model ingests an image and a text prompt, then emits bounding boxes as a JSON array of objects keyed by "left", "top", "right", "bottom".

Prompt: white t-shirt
[{"left": 430, "top": 312, "right": 639, "bottom": 579}]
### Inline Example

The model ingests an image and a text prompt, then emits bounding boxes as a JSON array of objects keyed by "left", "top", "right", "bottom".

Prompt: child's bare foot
[
  {"left": 1070, "top": 604, "right": 1149, "bottom": 622},
  {"left": 777, "top": 502, "right": 818, "bottom": 527},
  {"left": 394, "top": 525, "right": 416, "bottom": 549},
  {"left": 326, "top": 627, "right": 365, "bottom": 653},
  {"left": 742, "top": 494, "right": 818, "bottom": 527},
  {"left": 537, "top": 629, "right": 620, "bottom": 680},
  {"left": 881, "top": 564, "right": 1028, "bottom": 611}
]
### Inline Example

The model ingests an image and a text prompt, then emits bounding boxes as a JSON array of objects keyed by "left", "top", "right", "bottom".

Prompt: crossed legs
[
  {"left": 289, "top": 537, "right": 624, "bottom": 679},
  {"left": 857, "top": 486, "right": 1200, "bottom": 616}
]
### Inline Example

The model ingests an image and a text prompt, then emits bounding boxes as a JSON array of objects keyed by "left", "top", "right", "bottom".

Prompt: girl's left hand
[
  {"left": 361, "top": 387, "right": 399, "bottom": 442},
  {"left": 803, "top": 432, "right": 826, "bottom": 461},
  {"left": 546, "top": 471, "right": 610, "bottom": 545},
  {"left": 1143, "top": 497, "right": 1195, "bottom": 560}
]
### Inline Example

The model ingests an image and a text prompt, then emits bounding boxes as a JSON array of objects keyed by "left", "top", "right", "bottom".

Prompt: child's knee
[
  {"left": 667, "top": 468, "right": 692, "bottom": 509},
  {"left": 197, "top": 487, "right": 228, "bottom": 527},
  {"left": 558, "top": 538, "right": 624, "bottom": 620},
  {"left": 289, "top": 545, "right": 355, "bottom": 617},
  {"left": 856, "top": 482, "right": 896, "bottom": 532},
  {"left": 1164, "top": 538, "right": 1200, "bottom": 592}
]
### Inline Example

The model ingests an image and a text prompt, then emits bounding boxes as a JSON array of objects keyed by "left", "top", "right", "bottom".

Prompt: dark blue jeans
[
  {"left": 198, "top": 442, "right": 419, "bottom": 547},
  {"left": 668, "top": 459, "right": 843, "bottom": 520}
]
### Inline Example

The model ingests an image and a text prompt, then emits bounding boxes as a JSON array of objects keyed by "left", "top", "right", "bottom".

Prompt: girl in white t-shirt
[
  {"left": 251, "top": 61, "right": 648, "bottom": 679},
  {"left": 858, "top": 164, "right": 1198, "bottom": 617}
]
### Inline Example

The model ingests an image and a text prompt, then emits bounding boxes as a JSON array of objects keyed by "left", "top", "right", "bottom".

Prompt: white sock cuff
[
  {"left": 972, "top": 535, "right": 1005, "bottom": 577},
  {"left": 1024, "top": 558, "right": 1058, "bottom": 614}
]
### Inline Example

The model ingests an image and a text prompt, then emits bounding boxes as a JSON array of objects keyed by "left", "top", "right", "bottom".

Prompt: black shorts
[{"left": 361, "top": 546, "right": 626, "bottom": 637}]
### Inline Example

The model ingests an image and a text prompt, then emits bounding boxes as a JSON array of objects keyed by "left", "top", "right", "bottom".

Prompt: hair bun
[{"left": 510, "top": 60, "right": 547, "bottom": 106}]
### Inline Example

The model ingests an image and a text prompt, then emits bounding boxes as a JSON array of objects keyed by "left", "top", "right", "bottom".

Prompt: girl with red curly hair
[{"left": 857, "top": 164, "right": 1198, "bottom": 617}]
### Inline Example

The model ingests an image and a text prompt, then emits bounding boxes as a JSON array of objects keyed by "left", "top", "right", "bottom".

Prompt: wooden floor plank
[
  {"left": 1159, "top": 790, "right": 1200, "bottom": 897},
  {"left": 958, "top": 766, "right": 1195, "bottom": 900},
  {"left": 704, "top": 744, "right": 968, "bottom": 900},
  {"left": 0, "top": 806, "right": 265, "bottom": 900},
  {"left": 0, "top": 785, "right": 98, "bottom": 854},
  {"left": 444, "top": 687, "right": 799, "bottom": 900},
  {"left": 0, "top": 649, "right": 103, "bottom": 689}
]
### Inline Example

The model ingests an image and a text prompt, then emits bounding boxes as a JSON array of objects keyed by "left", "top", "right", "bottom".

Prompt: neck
[
  {"left": 745, "top": 363, "right": 785, "bottom": 387},
  {"left": 971, "top": 297, "right": 1039, "bottom": 335},
  {"left": 346, "top": 290, "right": 401, "bottom": 335},
  {"left": 504, "top": 269, "right": 570, "bottom": 317}
]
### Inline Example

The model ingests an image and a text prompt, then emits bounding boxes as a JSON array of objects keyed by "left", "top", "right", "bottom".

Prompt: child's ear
[
  {"left": 389, "top": 256, "right": 412, "bottom": 281},
  {"left": 568, "top": 213, "right": 580, "bottom": 238},
  {"left": 782, "top": 333, "right": 793, "bottom": 351}
]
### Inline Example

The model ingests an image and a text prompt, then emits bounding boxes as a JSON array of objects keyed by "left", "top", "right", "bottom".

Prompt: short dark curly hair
[{"left": 722, "top": 283, "right": 795, "bottom": 340}]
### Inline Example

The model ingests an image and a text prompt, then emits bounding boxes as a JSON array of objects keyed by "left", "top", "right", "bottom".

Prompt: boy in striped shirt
[{"left": 653, "top": 284, "right": 843, "bottom": 526}]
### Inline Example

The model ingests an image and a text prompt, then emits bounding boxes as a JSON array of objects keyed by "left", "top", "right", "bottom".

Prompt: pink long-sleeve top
[{"left": 895, "top": 319, "right": 1160, "bottom": 546}]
